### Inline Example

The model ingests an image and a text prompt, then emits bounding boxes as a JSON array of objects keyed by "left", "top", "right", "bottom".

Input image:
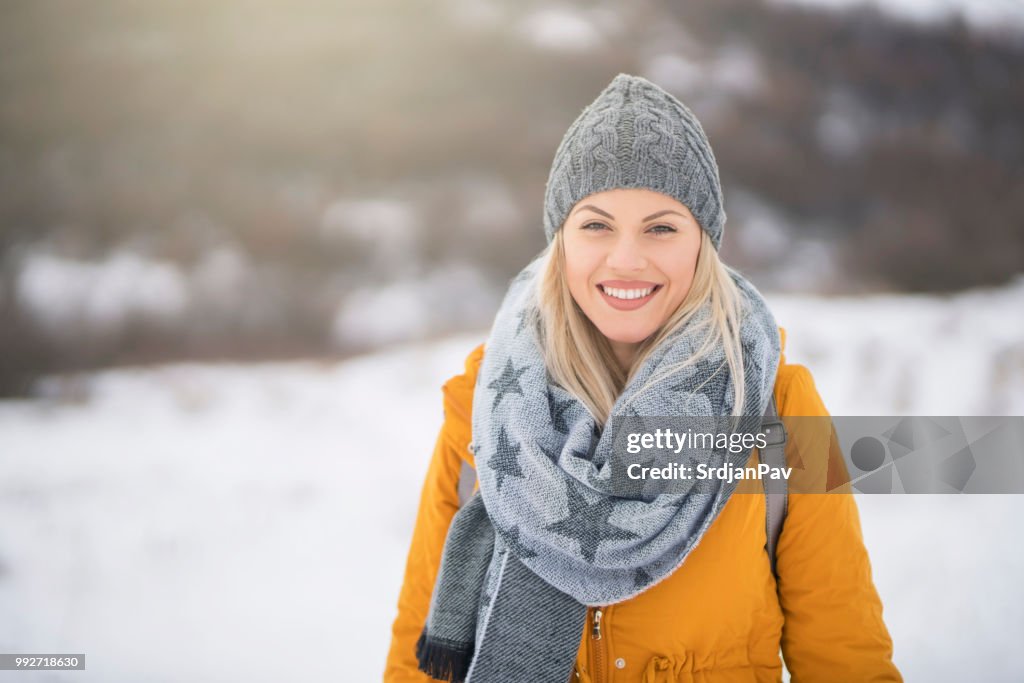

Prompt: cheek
[
  {"left": 566, "top": 268, "right": 593, "bottom": 305},
  {"left": 660, "top": 247, "right": 700, "bottom": 299},
  {"left": 678, "top": 256, "right": 699, "bottom": 288},
  {"left": 563, "top": 244, "right": 600, "bottom": 294}
]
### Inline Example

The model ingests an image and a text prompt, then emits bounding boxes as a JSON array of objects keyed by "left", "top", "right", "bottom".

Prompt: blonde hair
[{"left": 535, "top": 228, "right": 746, "bottom": 427}]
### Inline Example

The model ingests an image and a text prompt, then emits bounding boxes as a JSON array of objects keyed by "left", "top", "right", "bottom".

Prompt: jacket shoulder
[
  {"left": 774, "top": 362, "right": 829, "bottom": 418},
  {"left": 770, "top": 325, "right": 828, "bottom": 418}
]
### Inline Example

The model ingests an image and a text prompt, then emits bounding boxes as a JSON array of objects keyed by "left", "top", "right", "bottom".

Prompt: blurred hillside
[{"left": 2, "top": 0, "right": 1023, "bottom": 395}]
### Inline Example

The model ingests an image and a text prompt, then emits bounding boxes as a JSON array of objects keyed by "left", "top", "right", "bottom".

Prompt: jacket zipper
[{"left": 591, "top": 606, "right": 607, "bottom": 683}]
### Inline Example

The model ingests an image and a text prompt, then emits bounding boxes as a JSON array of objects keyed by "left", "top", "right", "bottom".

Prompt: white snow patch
[
  {"left": 518, "top": 6, "right": 603, "bottom": 52},
  {"left": 331, "top": 279, "right": 433, "bottom": 347},
  {"left": 331, "top": 263, "right": 499, "bottom": 348},
  {"left": 455, "top": 174, "right": 524, "bottom": 238},
  {"left": 319, "top": 197, "right": 421, "bottom": 275},
  {"left": 644, "top": 44, "right": 764, "bottom": 102},
  {"left": 770, "top": 0, "right": 1024, "bottom": 31},
  {"left": 767, "top": 275, "right": 1024, "bottom": 415},
  {"left": 731, "top": 192, "right": 794, "bottom": 262},
  {"left": 320, "top": 197, "right": 420, "bottom": 244},
  {"left": 16, "top": 250, "right": 189, "bottom": 332},
  {"left": 711, "top": 44, "right": 764, "bottom": 97},
  {"left": 645, "top": 53, "right": 706, "bottom": 93},
  {"left": 0, "top": 332, "right": 486, "bottom": 682},
  {"left": 816, "top": 86, "right": 880, "bottom": 159}
]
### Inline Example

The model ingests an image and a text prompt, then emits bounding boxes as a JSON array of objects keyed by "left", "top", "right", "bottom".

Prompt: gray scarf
[{"left": 417, "top": 254, "right": 781, "bottom": 682}]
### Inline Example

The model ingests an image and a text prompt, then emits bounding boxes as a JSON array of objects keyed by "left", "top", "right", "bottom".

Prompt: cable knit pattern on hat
[{"left": 542, "top": 73, "right": 727, "bottom": 249}]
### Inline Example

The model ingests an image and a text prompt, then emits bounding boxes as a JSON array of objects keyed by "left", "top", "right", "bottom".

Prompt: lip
[
  {"left": 597, "top": 283, "right": 662, "bottom": 311},
  {"left": 598, "top": 280, "right": 659, "bottom": 288}
]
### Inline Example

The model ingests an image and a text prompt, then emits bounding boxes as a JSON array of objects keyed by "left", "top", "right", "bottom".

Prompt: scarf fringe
[{"left": 416, "top": 628, "right": 474, "bottom": 683}]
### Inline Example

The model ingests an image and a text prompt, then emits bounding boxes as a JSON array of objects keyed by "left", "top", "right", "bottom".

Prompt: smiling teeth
[{"left": 603, "top": 285, "right": 655, "bottom": 300}]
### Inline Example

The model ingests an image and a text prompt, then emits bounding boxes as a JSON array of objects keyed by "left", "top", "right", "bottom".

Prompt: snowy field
[{"left": 1, "top": 278, "right": 1023, "bottom": 682}]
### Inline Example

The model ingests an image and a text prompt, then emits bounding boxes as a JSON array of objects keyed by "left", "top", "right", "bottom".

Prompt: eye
[{"left": 580, "top": 222, "right": 677, "bottom": 234}]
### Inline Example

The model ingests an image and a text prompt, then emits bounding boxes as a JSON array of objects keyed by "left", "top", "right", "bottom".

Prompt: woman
[{"left": 385, "top": 73, "right": 901, "bottom": 682}]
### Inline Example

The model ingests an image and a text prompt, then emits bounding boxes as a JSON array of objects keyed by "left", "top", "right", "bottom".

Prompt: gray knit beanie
[{"left": 542, "top": 73, "right": 727, "bottom": 250}]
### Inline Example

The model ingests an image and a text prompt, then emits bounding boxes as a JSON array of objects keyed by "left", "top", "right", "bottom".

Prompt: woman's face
[{"left": 562, "top": 188, "right": 703, "bottom": 367}]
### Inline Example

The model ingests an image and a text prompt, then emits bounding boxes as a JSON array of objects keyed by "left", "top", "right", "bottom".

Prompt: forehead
[{"left": 571, "top": 188, "right": 693, "bottom": 217}]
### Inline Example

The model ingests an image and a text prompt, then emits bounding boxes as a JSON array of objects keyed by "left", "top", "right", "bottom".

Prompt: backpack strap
[
  {"left": 457, "top": 447, "right": 477, "bottom": 507},
  {"left": 760, "top": 394, "right": 788, "bottom": 578}
]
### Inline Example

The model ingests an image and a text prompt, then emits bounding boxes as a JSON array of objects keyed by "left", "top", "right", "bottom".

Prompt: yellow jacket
[{"left": 385, "top": 329, "right": 902, "bottom": 682}]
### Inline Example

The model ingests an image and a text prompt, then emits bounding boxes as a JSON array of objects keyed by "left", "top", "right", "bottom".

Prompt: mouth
[{"left": 597, "top": 283, "right": 662, "bottom": 310}]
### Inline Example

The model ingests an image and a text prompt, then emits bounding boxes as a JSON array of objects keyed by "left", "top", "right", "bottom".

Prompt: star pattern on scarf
[
  {"left": 616, "top": 402, "right": 658, "bottom": 437},
  {"left": 666, "top": 378, "right": 686, "bottom": 393},
  {"left": 499, "top": 524, "right": 537, "bottom": 559},
  {"left": 659, "top": 474, "right": 714, "bottom": 508},
  {"left": 545, "top": 481, "right": 640, "bottom": 564},
  {"left": 539, "top": 440, "right": 591, "bottom": 465},
  {"left": 633, "top": 567, "right": 654, "bottom": 589},
  {"left": 539, "top": 440, "right": 560, "bottom": 464},
  {"left": 489, "top": 425, "right": 524, "bottom": 491},
  {"left": 547, "top": 389, "right": 574, "bottom": 434},
  {"left": 621, "top": 445, "right": 661, "bottom": 500},
  {"left": 514, "top": 308, "right": 532, "bottom": 336},
  {"left": 620, "top": 401, "right": 651, "bottom": 424},
  {"left": 488, "top": 357, "right": 527, "bottom": 410},
  {"left": 616, "top": 404, "right": 662, "bottom": 495},
  {"left": 666, "top": 361, "right": 726, "bottom": 406}
]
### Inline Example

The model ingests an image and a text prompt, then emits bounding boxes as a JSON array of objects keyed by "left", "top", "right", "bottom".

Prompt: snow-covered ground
[{"left": 1, "top": 278, "right": 1023, "bottom": 682}]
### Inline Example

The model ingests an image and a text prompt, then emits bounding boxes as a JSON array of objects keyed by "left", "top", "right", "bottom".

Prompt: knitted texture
[
  {"left": 542, "top": 72, "right": 727, "bottom": 249},
  {"left": 417, "top": 254, "right": 781, "bottom": 682}
]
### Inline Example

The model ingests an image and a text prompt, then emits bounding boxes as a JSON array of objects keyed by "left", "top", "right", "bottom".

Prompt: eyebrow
[{"left": 571, "top": 205, "right": 687, "bottom": 222}]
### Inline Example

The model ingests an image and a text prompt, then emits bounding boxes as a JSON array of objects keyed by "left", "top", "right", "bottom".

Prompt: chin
[{"left": 596, "top": 320, "right": 659, "bottom": 345}]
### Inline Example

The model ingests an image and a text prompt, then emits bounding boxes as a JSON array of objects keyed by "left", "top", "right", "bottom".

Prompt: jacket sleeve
[
  {"left": 775, "top": 366, "right": 903, "bottom": 682},
  {"left": 383, "top": 370, "right": 476, "bottom": 682}
]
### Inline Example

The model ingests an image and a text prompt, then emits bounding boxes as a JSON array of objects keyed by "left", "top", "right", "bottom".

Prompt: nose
[{"left": 605, "top": 233, "right": 647, "bottom": 271}]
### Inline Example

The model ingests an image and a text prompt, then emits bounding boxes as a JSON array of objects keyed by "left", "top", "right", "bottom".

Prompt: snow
[
  {"left": 16, "top": 251, "right": 189, "bottom": 332},
  {"left": 320, "top": 198, "right": 420, "bottom": 246},
  {"left": 454, "top": 173, "right": 525, "bottom": 238},
  {"left": 731, "top": 192, "right": 797, "bottom": 263},
  {"left": 709, "top": 44, "right": 765, "bottom": 98},
  {"left": 319, "top": 197, "right": 422, "bottom": 278},
  {"left": 644, "top": 44, "right": 764, "bottom": 100},
  {"left": 769, "top": 275, "right": 1024, "bottom": 415},
  {"left": 771, "top": 0, "right": 1024, "bottom": 31},
  {"left": 0, "top": 334, "right": 484, "bottom": 682},
  {"left": 13, "top": 246, "right": 268, "bottom": 345},
  {"left": 816, "top": 87, "right": 873, "bottom": 160},
  {"left": 1, "top": 280, "right": 1023, "bottom": 681},
  {"left": 517, "top": 6, "right": 604, "bottom": 52},
  {"left": 330, "top": 262, "right": 500, "bottom": 348},
  {"left": 645, "top": 53, "right": 707, "bottom": 93},
  {"left": 332, "top": 278, "right": 435, "bottom": 346}
]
